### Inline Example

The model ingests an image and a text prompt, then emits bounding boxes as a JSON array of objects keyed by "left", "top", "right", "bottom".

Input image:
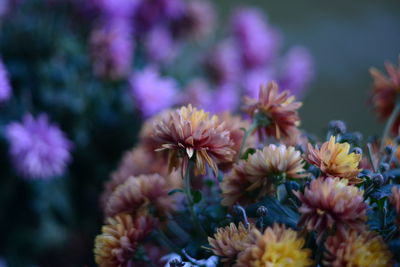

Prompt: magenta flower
[
  {"left": 129, "top": 67, "right": 178, "bottom": 117},
  {"left": 145, "top": 26, "right": 177, "bottom": 64},
  {"left": 279, "top": 46, "right": 315, "bottom": 97},
  {"left": 232, "top": 8, "right": 280, "bottom": 69},
  {"left": 5, "top": 114, "right": 72, "bottom": 180},
  {"left": 0, "top": 59, "right": 12, "bottom": 102}
]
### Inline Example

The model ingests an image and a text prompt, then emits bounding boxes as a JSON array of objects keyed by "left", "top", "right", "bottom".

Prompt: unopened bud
[
  {"left": 384, "top": 145, "right": 394, "bottom": 155},
  {"left": 379, "top": 162, "right": 390, "bottom": 173},
  {"left": 328, "top": 120, "right": 347, "bottom": 135},
  {"left": 351, "top": 147, "right": 362, "bottom": 154},
  {"left": 256, "top": 206, "right": 268, "bottom": 217},
  {"left": 372, "top": 173, "right": 385, "bottom": 186}
]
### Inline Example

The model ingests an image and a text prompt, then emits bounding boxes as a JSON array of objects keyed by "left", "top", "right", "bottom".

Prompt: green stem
[
  {"left": 183, "top": 161, "right": 207, "bottom": 238},
  {"left": 380, "top": 103, "right": 400, "bottom": 152},
  {"left": 239, "top": 121, "right": 257, "bottom": 158}
]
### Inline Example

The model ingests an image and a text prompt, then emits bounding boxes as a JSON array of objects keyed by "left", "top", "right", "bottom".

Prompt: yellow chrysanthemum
[
  {"left": 153, "top": 104, "right": 235, "bottom": 176},
  {"left": 207, "top": 222, "right": 256, "bottom": 264},
  {"left": 324, "top": 229, "right": 393, "bottom": 267},
  {"left": 305, "top": 136, "right": 362, "bottom": 184},
  {"left": 235, "top": 224, "right": 313, "bottom": 267}
]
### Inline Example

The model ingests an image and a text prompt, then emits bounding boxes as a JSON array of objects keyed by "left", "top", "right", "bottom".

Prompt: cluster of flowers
[
  {"left": 80, "top": 0, "right": 314, "bottom": 118},
  {"left": 93, "top": 59, "right": 400, "bottom": 267}
]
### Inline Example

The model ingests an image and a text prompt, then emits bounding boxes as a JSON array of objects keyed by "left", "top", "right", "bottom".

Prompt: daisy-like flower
[
  {"left": 243, "top": 81, "right": 302, "bottom": 141},
  {"left": 304, "top": 136, "right": 362, "bottom": 184},
  {"left": 221, "top": 144, "right": 306, "bottom": 206},
  {"left": 390, "top": 186, "right": 400, "bottom": 226},
  {"left": 153, "top": 104, "right": 235, "bottom": 176},
  {"left": 207, "top": 222, "right": 256, "bottom": 265},
  {"left": 5, "top": 114, "right": 72, "bottom": 179},
  {"left": 370, "top": 59, "right": 400, "bottom": 134},
  {"left": 94, "top": 213, "right": 156, "bottom": 267},
  {"left": 105, "top": 174, "right": 181, "bottom": 218},
  {"left": 235, "top": 224, "right": 313, "bottom": 267},
  {"left": 294, "top": 177, "right": 367, "bottom": 238},
  {"left": 323, "top": 229, "right": 393, "bottom": 267}
]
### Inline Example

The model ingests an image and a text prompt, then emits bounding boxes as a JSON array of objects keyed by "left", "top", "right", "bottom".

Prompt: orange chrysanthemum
[
  {"left": 207, "top": 222, "right": 256, "bottom": 264},
  {"left": 94, "top": 213, "right": 156, "bottom": 267},
  {"left": 391, "top": 186, "right": 400, "bottom": 226},
  {"left": 324, "top": 229, "right": 393, "bottom": 267},
  {"left": 370, "top": 59, "right": 400, "bottom": 134},
  {"left": 105, "top": 174, "right": 181, "bottom": 218},
  {"left": 243, "top": 81, "right": 302, "bottom": 140},
  {"left": 304, "top": 136, "right": 362, "bottom": 184},
  {"left": 235, "top": 224, "right": 313, "bottom": 267},
  {"left": 153, "top": 104, "right": 235, "bottom": 176},
  {"left": 294, "top": 177, "right": 367, "bottom": 238},
  {"left": 221, "top": 144, "right": 306, "bottom": 206}
]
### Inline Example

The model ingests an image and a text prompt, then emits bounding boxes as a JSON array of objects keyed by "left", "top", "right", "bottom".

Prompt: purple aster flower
[
  {"left": 181, "top": 79, "right": 212, "bottom": 109},
  {"left": 5, "top": 114, "right": 72, "bottom": 180},
  {"left": 95, "top": 0, "right": 140, "bottom": 18},
  {"left": 129, "top": 67, "right": 178, "bottom": 117},
  {"left": 205, "top": 40, "right": 241, "bottom": 85},
  {"left": 207, "top": 84, "right": 239, "bottom": 113},
  {"left": 232, "top": 8, "right": 280, "bottom": 69},
  {"left": 144, "top": 25, "right": 177, "bottom": 64},
  {"left": 0, "top": 0, "right": 10, "bottom": 18},
  {"left": 0, "top": 59, "right": 12, "bottom": 102},
  {"left": 278, "top": 46, "right": 315, "bottom": 97},
  {"left": 90, "top": 18, "right": 134, "bottom": 80},
  {"left": 242, "top": 67, "right": 275, "bottom": 98}
]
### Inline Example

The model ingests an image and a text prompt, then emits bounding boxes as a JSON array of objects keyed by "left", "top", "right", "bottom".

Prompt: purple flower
[
  {"left": 180, "top": 0, "right": 216, "bottom": 39},
  {"left": 129, "top": 67, "right": 178, "bottom": 117},
  {"left": 206, "top": 40, "right": 241, "bottom": 85},
  {"left": 145, "top": 26, "right": 177, "bottom": 64},
  {"left": 207, "top": 84, "right": 239, "bottom": 113},
  {"left": 6, "top": 114, "right": 72, "bottom": 179},
  {"left": 278, "top": 46, "right": 315, "bottom": 97},
  {"left": 0, "top": 59, "right": 12, "bottom": 102},
  {"left": 232, "top": 8, "right": 280, "bottom": 69},
  {"left": 90, "top": 18, "right": 134, "bottom": 80},
  {"left": 242, "top": 67, "right": 275, "bottom": 98},
  {"left": 95, "top": 0, "right": 140, "bottom": 18},
  {"left": 182, "top": 79, "right": 212, "bottom": 109}
]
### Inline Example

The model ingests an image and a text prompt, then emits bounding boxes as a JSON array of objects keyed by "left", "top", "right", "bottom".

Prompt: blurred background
[{"left": 0, "top": 0, "right": 399, "bottom": 266}]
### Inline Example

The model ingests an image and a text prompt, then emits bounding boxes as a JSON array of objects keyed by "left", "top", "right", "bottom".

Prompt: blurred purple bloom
[
  {"left": 145, "top": 26, "right": 177, "bottom": 64},
  {"left": 95, "top": 0, "right": 140, "bottom": 18},
  {"left": 232, "top": 8, "right": 280, "bottom": 69},
  {"left": 182, "top": 79, "right": 212, "bottom": 109},
  {"left": 0, "top": 0, "right": 10, "bottom": 18},
  {"left": 179, "top": 0, "right": 215, "bottom": 39},
  {"left": 129, "top": 67, "right": 178, "bottom": 117},
  {"left": 207, "top": 84, "right": 239, "bottom": 113},
  {"left": 90, "top": 19, "right": 134, "bottom": 80},
  {"left": 242, "top": 68, "right": 275, "bottom": 98},
  {"left": 0, "top": 59, "right": 12, "bottom": 102},
  {"left": 279, "top": 46, "right": 315, "bottom": 97},
  {"left": 6, "top": 114, "right": 72, "bottom": 180},
  {"left": 206, "top": 40, "right": 241, "bottom": 85}
]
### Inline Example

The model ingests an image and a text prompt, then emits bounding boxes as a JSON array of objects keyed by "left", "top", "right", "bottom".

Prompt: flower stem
[
  {"left": 239, "top": 121, "right": 257, "bottom": 158},
  {"left": 183, "top": 161, "right": 207, "bottom": 238},
  {"left": 380, "top": 103, "right": 400, "bottom": 152}
]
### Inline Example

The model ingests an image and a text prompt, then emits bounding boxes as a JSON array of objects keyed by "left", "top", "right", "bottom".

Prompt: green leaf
[
  {"left": 192, "top": 190, "right": 202, "bottom": 204},
  {"left": 168, "top": 188, "right": 184, "bottom": 195},
  {"left": 241, "top": 148, "right": 256, "bottom": 160}
]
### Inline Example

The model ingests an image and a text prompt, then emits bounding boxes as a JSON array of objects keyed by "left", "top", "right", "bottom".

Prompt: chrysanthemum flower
[
  {"left": 235, "top": 224, "right": 313, "bottom": 267},
  {"left": 323, "top": 229, "right": 393, "bottom": 267},
  {"left": 370, "top": 59, "right": 400, "bottom": 134},
  {"left": 208, "top": 222, "right": 255, "bottom": 264},
  {"left": 153, "top": 104, "right": 235, "bottom": 176},
  {"left": 243, "top": 81, "right": 302, "bottom": 140},
  {"left": 294, "top": 177, "right": 367, "bottom": 237},
  {"left": 5, "top": 114, "right": 72, "bottom": 179},
  {"left": 94, "top": 213, "right": 156, "bottom": 267},
  {"left": 105, "top": 174, "right": 180, "bottom": 218},
  {"left": 0, "top": 58, "right": 12, "bottom": 102},
  {"left": 221, "top": 144, "right": 306, "bottom": 206},
  {"left": 305, "top": 136, "right": 362, "bottom": 184},
  {"left": 391, "top": 186, "right": 400, "bottom": 226}
]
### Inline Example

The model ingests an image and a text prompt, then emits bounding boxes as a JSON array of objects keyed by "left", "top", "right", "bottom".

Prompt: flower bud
[{"left": 328, "top": 120, "right": 347, "bottom": 135}]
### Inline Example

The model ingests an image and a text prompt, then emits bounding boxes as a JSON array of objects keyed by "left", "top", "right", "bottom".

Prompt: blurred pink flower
[{"left": 129, "top": 67, "right": 179, "bottom": 117}]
